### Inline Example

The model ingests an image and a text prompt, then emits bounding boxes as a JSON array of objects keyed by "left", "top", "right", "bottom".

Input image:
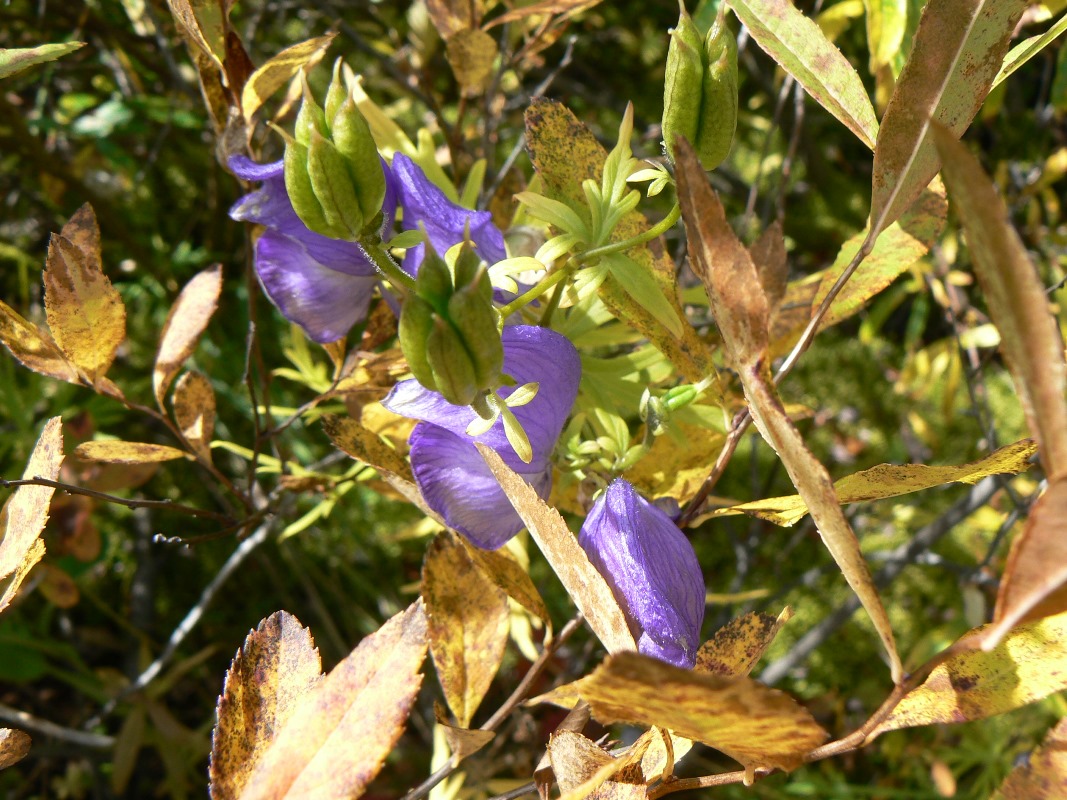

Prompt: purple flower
[
  {"left": 579, "top": 480, "right": 705, "bottom": 668},
  {"left": 391, "top": 153, "right": 506, "bottom": 276},
  {"left": 229, "top": 156, "right": 397, "bottom": 343},
  {"left": 382, "top": 325, "right": 580, "bottom": 550}
]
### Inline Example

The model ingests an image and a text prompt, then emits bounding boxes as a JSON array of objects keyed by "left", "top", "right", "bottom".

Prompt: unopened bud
[{"left": 426, "top": 317, "right": 480, "bottom": 406}]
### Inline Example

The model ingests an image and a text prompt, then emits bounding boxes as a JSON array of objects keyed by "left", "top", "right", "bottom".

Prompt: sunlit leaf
[
  {"left": 74, "top": 441, "right": 188, "bottom": 464},
  {"left": 0, "top": 42, "right": 84, "bottom": 80},
  {"left": 992, "top": 13, "right": 1067, "bottom": 91},
  {"left": 209, "top": 611, "right": 322, "bottom": 800},
  {"left": 462, "top": 541, "right": 550, "bottom": 622},
  {"left": 422, "top": 532, "right": 510, "bottom": 727},
  {"left": 992, "top": 716, "right": 1067, "bottom": 799},
  {"left": 485, "top": 0, "right": 604, "bottom": 29},
  {"left": 549, "top": 729, "right": 651, "bottom": 800},
  {"left": 445, "top": 29, "right": 497, "bottom": 97},
  {"left": 237, "top": 601, "right": 428, "bottom": 800},
  {"left": 173, "top": 371, "right": 217, "bottom": 462},
  {"left": 154, "top": 264, "right": 223, "bottom": 408},
  {"left": 695, "top": 608, "right": 793, "bottom": 678},
  {"left": 727, "top": 0, "right": 879, "bottom": 149},
  {"left": 0, "top": 728, "right": 31, "bottom": 770},
  {"left": 321, "top": 414, "right": 414, "bottom": 483},
  {"left": 241, "top": 35, "right": 336, "bottom": 125},
  {"left": 0, "top": 299, "right": 79, "bottom": 384},
  {"left": 0, "top": 417, "right": 64, "bottom": 614}
]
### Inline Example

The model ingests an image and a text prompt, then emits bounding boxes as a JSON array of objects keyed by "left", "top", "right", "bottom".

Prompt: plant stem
[{"left": 362, "top": 239, "right": 417, "bottom": 293}]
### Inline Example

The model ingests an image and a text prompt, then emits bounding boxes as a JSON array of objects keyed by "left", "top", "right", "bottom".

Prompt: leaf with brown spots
[
  {"left": 992, "top": 716, "right": 1067, "bottom": 799},
  {"left": 173, "top": 371, "right": 216, "bottom": 462},
  {"left": 695, "top": 608, "right": 793, "bottom": 678},
  {"left": 549, "top": 729, "right": 651, "bottom": 800},
  {"left": 462, "top": 539, "right": 550, "bottom": 622},
  {"left": 241, "top": 35, "right": 336, "bottom": 126},
  {"left": 236, "top": 601, "right": 428, "bottom": 800},
  {"left": 874, "top": 610, "right": 1067, "bottom": 733},
  {"left": 0, "top": 728, "right": 31, "bottom": 770},
  {"left": 0, "top": 417, "right": 64, "bottom": 614},
  {"left": 554, "top": 652, "right": 827, "bottom": 772},
  {"left": 209, "top": 611, "right": 322, "bottom": 800},
  {"left": 423, "top": 532, "right": 510, "bottom": 727},
  {"left": 322, "top": 413, "right": 413, "bottom": 483},
  {"left": 43, "top": 204, "right": 126, "bottom": 384},
  {"left": 154, "top": 265, "right": 223, "bottom": 408},
  {"left": 74, "top": 441, "right": 188, "bottom": 465},
  {"left": 0, "top": 299, "right": 78, "bottom": 384}
]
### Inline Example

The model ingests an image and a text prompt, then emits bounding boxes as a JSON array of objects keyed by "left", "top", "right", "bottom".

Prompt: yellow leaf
[
  {"left": 551, "top": 651, "right": 828, "bottom": 772},
  {"left": 209, "top": 611, "right": 323, "bottom": 800},
  {"left": 445, "top": 29, "right": 497, "bottom": 97},
  {"left": 241, "top": 35, "right": 336, "bottom": 126},
  {"left": 549, "top": 729, "right": 652, "bottom": 800},
  {"left": 74, "top": 441, "right": 188, "bottom": 464},
  {"left": 0, "top": 299, "right": 78, "bottom": 384},
  {"left": 0, "top": 417, "right": 64, "bottom": 614},
  {"left": 0, "top": 728, "right": 31, "bottom": 770},
  {"left": 422, "top": 532, "right": 510, "bottom": 727},
  {"left": 875, "top": 611, "right": 1067, "bottom": 733},
  {"left": 992, "top": 716, "right": 1067, "bottom": 799},
  {"left": 477, "top": 443, "right": 636, "bottom": 657},
  {"left": 461, "top": 539, "right": 550, "bottom": 622},
  {"left": 173, "top": 371, "right": 216, "bottom": 462},
  {"left": 694, "top": 608, "right": 793, "bottom": 679},
  {"left": 154, "top": 264, "right": 223, "bottom": 408},
  {"left": 437, "top": 718, "right": 494, "bottom": 763},
  {"left": 237, "top": 601, "right": 428, "bottom": 800},
  {"left": 321, "top": 413, "right": 413, "bottom": 483},
  {"left": 43, "top": 204, "right": 126, "bottom": 384},
  {"left": 712, "top": 438, "right": 1037, "bottom": 526},
  {"left": 624, "top": 421, "right": 725, "bottom": 501}
]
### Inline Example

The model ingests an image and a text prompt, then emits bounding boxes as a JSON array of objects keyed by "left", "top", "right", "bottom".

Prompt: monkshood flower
[
  {"left": 229, "top": 155, "right": 397, "bottom": 343},
  {"left": 579, "top": 479, "right": 705, "bottom": 668},
  {"left": 391, "top": 152, "right": 506, "bottom": 276},
  {"left": 382, "top": 325, "right": 580, "bottom": 550}
]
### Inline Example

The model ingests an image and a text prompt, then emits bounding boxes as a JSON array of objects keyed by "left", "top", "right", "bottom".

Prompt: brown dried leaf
[
  {"left": 241, "top": 35, "right": 336, "bottom": 125},
  {"left": 462, "top": 540, "right": 550, "bottom": 622},
  {"left": 209, "top": 611, "right": 322, "bottom": 800},
  {"left": 485, "top": 0, "right": 602, "bottom": 29},
  {"left": 43, "top": 204, "right": 126, "bottom": 383},
  {"left": 154, "top": 264, "right": 223, "bottom": 408},
  {"left": 695, "top": 608, "right": 793, "bottom": 679},
  {"left": 869, "top": 0, "right": 1028, "bottom": 236},
  {"left": 548, "top": 730, "right": 615, "bottom": 795},
  {"left": 992, "top": 716, "right": 1067, "bottom": 799},
  {"left": 423, "top": 532, "right": 510, "bottom": 727},
  {"left": 425, "top": 0, "right": 481, "bottom": 37},
  {"left": 0, "top": 417, "right": 64, "bottom": 614},
  {"left": 750, "top": 221, "right": 788, "bottom": 315},
  {"left": 74, "top": 441, "right": 188, "bottom": 465},
  {"left": 438, "top": 718, "right": 494, "bottom": 763},
  {"left": 559, "top": 652, "right": 827, "bottom": 772},
  {"left": 478, "top": 443, "right": 635, "bottom": 656},
  {"left": 237, "top": 601, "right": 428, "bottom": 800},
  {"left": 38, "top": 563, "right": 79, "bottom": 608},
  {"left": 0, "top": 728, "right": 31, "bottom": 770},
  {"left": 173, "top": 371, "right": 216, "bottom": 462},
  {"left": 0, "top": 299, "right": 78, "bottom": 383},
  {"left": 321, "top": 413, "right": 413, "bottom": 483}
]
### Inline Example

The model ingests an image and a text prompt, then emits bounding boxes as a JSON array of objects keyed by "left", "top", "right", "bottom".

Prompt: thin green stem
[
  {"left": 580, "top": 203, "right": 680, "bottom": 261},
  {"left": 498, "top": 264, "right": 572, "bottom": 318},
  {"left": 361, "top": 239, "right": 417, "bottom": 293}
]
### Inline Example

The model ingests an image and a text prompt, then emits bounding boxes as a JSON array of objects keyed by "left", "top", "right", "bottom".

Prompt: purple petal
[
  {"left": 578, "top": 480, "right": 705, "bottom": 668},
  {"left": 229, "top": 155, "right": 284, "bottom": 182},
  {"left": 391, "top": 153, "right": 506, "bottom": 275},
  {"left": 255, "top": 231, "right": 377, "bottom": 343},
  {"left": 382, "top": 326, "right": 580, "bottom": 462},
  {"left": 408, "top": 423, "right": 551, "bottom": 549}
]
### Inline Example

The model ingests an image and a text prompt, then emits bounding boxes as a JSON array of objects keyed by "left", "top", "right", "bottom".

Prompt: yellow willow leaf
[
  {"left": 0, "top": 728, "right": 31, "bottom": 770},
  {"left": 484, "top": 0, "right": 603, "bottom": 29},
  {"left": 166, "top": 0, "right": 227, "bottom": 68},
  {"left": 874, "top": 610, "right": 1067, "bottom": 733},
  {"left": 237, "top": 601, "right": 427, "bottom": 800},
  {"left": 0, "top": 41, "right": 84, "bottom": 80},
  {"left": 992, "top": 716, "right": 1067, "bottom": 799},
  {"left": 445, "top": 28, "right": 497, "bottom": 97},
  {"left": 676, "top": 138, "right": 901, "bottom": 683},
  {"left": 523, "top": 99, "right": 714, "bottom": 382},
  {"left": 712, "top": 438, "right": 1037, "bottom": 526},
  {"left": 422, "top": 532, "right": 510, "bottom": 727},
  {"left": 478, "top": 443, "right": 635, "bottom": 657},
  {"left": 74, "top": 441, "right": 187, "bottom": 465},
  {"left": 0, "top": 299, "right": 79, "bottom": 384},
  {"left": 322, "top": 414, "right": 413, "bottom": 484},
  {"left": 694, "top": 608, "right": 794, "bottom": 679},
  {"left": 43, "top": 204, "right": 126, "bottom": 384},
  {"left": 462, "top": 540, "right": 550, "bottom": 622},
  {"left": 624, "top": 421, "right": 726, "bottom": 502},
  {"left": 209, "top": 611, "right": 323, "bottom": 800},
  {"left": 551, "top": 651, "right": 827, "bottom": 773},
  {"left": 241, "top": 35, "right": 336, "bottom": 126},
  {"left": 0, "top": 417, "right": 64, "bottom": 614},
  {"left": 173, "top": 371, "right": 216, "bottom": 462},
  {"left": 154, "top": 264, "right": 223, "bottom": 408}
]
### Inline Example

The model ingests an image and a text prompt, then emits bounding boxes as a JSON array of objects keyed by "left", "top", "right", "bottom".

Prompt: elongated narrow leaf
[
  {"left": 874, "top": 611, "right": 1067, "bottom": 733},
  {"left": 241, "top": 35, "right": 336, "bottom": 125},
  {"left": 727, "top": 0, "right": 879, "bottom": 149},
  {"left": 154, "top": 264, "right": 222, "bottom": 407},
  {"left": 74, "top": 441, "right": 188, "bottom": 464},
  {"left": 993, "top": 716, "right": 1067, "bottom": 800},
  {"left": 992, "top": 14, "right": 1067, "bottom": 91},
  {"left": 695, "top": 608, "right": 793, "bottom": 678},
  {"left": 238, "top": 602, "right": 428, "bottom": 800},
  {"left": 869, "top": 0, "right": 1028, "bottom": 237},
  {"left": 477, "top": 443, "right": 636, "bottom": 656},
  {"left": 0, "top": 299, "right": 79, "bottom": 383},
  {"left": 676, "top": 138, "right": 902, "bottom": 683},
  {"left": 209, "top": 611, "right": 322, "bottom": 800},
  {"left": 0, "top": 417, "right": 64, "bottom": 614},
  {"left": 0, "top": 42, "right": 84, "bottom": 80},
  {"left": 422, "top": 532, "right": 510, "bottom": 727}
]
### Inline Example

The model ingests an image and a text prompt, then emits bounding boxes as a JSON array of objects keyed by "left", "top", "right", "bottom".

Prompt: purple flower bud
[
  {"left": 579, "top": 480, "right": 705, "bottom": 668},
  {"left": 382, "top": 326, "right": 580, "bottom": 550},
  {"left": 229, "top": 156, "right": 397, "bottom": 343}
]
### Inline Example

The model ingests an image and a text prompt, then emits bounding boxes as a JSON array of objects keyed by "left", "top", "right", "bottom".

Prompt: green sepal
[
  {"left": 324, "top": 59, "right": 346, "bottom": 123},
  {"left": 295, "top": 76, "right": 329, "bottom": 146},
  {"left": 307, "top": 130, "right": 364, "bottom": 238},
  {"left": 693, "top": 9, "right": 738, "bottom": 170},
  {"left": 283, "top": 139, "right": 334, "bottom": 237},
  {"left": 662, "top": 0, "right": 705, "bottom": 163},
  {"left": 332, "top": 96, "right": 387, "bottom": 226},
  {"left": 415, "top": 247, "right": 454, "bottom": 309},
  {"left": 398, "top": 295, "right": 439, "bottom": 391},
  {"left": 426, "top": 317, "right": 479, "bottom": 406},
  {"left": 447, "top": 283, "right": 503, "bottom": 390}
]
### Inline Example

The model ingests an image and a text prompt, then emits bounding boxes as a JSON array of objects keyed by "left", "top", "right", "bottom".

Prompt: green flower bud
[
  {"left": 415, "top": 247, "right": 454, "bottom": 308},
  {"left": 283, "top": 138, "right": 337, "bottom": 238},
  {"left": 332, "top": 96, "right": 387, "bottom": 225},
  {"left": 307, "top": 130, "right": 365, "bottom": 237},
  {"left": 448, "top": 281, "right": 503, "bottom": 391},
  {"left": 295, "top": 77, "right": 328, "bottom": 146},
  {"left": 398, "top": 295, "right": 439, "bottom": 391},
  {"left": 426, "top": 317, "right": 480, "bottom": 406},
  {"left": 662, "top": 1, "right": 704, "bottom": 158},
  {"left": 324, "top": 59, "right": 347, "bottom": 123}
]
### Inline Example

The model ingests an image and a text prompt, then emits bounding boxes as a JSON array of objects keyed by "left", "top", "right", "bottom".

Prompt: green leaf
[
  {"left": 605, "top": 254, "right": 683, "bottom": 339},
  {"left": 991, "top": 12, "right": 1067, "bottom": 91},
  {"left": 0, "top": 42, "right": 84, "bottom": 81}
]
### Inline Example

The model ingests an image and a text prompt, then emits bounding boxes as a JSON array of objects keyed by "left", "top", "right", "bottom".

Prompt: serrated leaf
[
  {"left": 173, "top": 371, "right": 216, "bottom": 462},
  {"left": 0, "top": 299, "right": 79, "bottom": 383},
  {"left": 0, "top": 417, "right": 64, "bottom": 614},
  {"left": 712, "top": 438, "right": 1037, "bottom": 526},
  {"left": 992, "top": 716, "right": 1067, "bottom": 799},
  {"left": 874, "top": 611, "right": 1067, "bottom": 733},
  {"left": 0, "top": 42, "right": 84, "bottom": 80},
  {"left": 869, "top": 0, "right": 1028, "bottom": 237},
  {"left": 43, "top": 204, "right": 126, "bottom": 383},
  {"left": 209, "top": 611, "right": 322, "bottom": 800},
  {"left": 727, "top": 0, "right": 879, "bottom": 149},
  {"left": 154, "top": 264, "right": 223, "bottom": 407},
  {"left": 477, "top": 443, "right": 636, "bottom": 656},
  {"left": 236, "top": 601, "right": 428, "bottom": 800},
  {"left": 241, "top": 35, "right": 336, "bottom": 125},
  {"left": 695, "top": 608, "right": 793, "bottom": 678},
  {"left": 74, "top": 441, "right": 187, "bottom": 464},
  {"left": 422, "top": 532, "right": 510, "bottom": 727},
  {"left": 0, "top": 728, "right": 31, "bottom": 769}
]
